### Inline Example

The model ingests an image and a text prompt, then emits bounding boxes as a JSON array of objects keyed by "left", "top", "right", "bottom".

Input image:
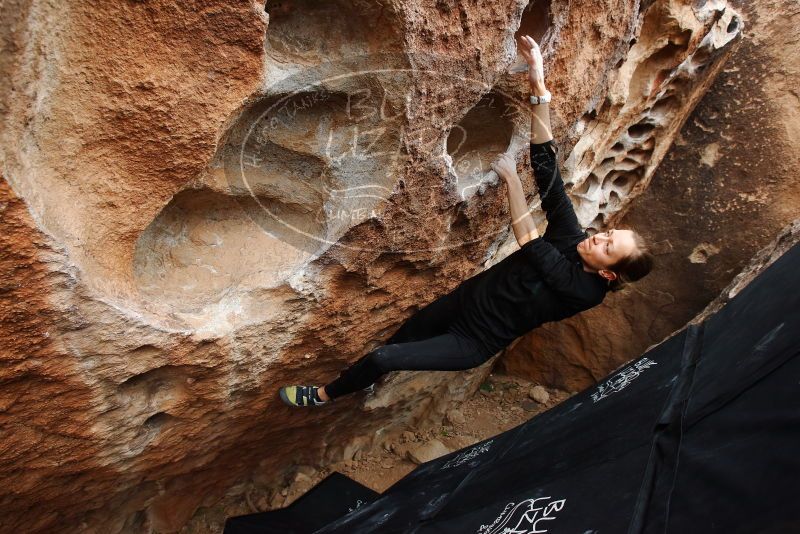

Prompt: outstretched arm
[
  {"left": 519, "top": 35, "right": 553, "bottom": 144},
  {"left": 488, "top": 35, "right": 554, "bottom": 248},
  {"left": 520, "top": 35, "right": 583, "bottom": 243}
]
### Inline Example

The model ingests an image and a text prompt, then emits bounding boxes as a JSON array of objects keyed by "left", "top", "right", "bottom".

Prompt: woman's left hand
[{"left": 518, "top": 35, "right": 547, "bottom": 93}]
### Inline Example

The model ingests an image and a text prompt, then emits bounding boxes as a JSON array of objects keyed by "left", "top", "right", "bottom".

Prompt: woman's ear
[{"left": 598, "top": 269, "right": 618, "bottom": 281}]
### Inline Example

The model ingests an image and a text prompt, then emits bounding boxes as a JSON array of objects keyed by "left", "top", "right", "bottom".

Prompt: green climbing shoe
[{"left": 279, "top": 385, "right": 327, "bottom": 407}]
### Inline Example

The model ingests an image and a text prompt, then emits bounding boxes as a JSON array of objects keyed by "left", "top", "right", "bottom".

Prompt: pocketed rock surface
[{"left": 0, "top": 0, "right": 741, "bottom": 531}]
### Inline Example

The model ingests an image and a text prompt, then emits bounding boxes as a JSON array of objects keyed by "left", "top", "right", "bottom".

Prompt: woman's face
[{"left": 577, "top": 228, "right": 638, "bottom": 273}]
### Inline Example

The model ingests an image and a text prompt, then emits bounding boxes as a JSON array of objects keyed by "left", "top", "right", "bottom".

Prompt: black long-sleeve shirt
[{"left": 449, "top": 141, "right": 609, "bottom": 355}]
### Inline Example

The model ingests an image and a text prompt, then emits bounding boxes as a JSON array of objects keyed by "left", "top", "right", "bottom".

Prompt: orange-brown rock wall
[{"left": 1, "top": 0, "right": 743, "bottom": 531}]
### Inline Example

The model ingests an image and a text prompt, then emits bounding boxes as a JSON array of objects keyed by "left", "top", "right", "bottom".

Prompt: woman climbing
[{"left": 279, "top": 36, "right": 654, "bottom": 407}]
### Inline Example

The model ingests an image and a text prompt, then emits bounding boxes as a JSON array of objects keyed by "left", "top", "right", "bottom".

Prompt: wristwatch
[{"left": 529, "top": 90, "right": 552, "bottom": 105}]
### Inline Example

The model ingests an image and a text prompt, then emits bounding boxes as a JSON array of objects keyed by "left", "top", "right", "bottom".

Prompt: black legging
[{"left": 324, "top": 286, "right": 494, "bottom": 399}]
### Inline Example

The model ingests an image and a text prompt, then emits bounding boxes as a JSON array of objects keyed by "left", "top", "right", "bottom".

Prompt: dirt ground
[{"left": 182, "top": 372, "right": 571, "bottom": 533}]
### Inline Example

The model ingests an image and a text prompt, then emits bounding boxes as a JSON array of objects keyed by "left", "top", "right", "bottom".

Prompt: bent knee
[{"left": 367, "top": 345, "right": 400, "bottom": 374}]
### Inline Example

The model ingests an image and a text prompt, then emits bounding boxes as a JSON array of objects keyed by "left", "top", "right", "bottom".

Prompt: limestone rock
[
  {"left": 0, "top": 0, "right": 744, "bottom": 531},
  {"left": 296, "top": 465, "right": 317, "bottom": 478},
  {"left": 270, "top": 492, "right": 286, "bottom": 509},
  {"left": 446, "top": 409, "right": 466, "bottom": 425},
  {"left": 391, "top": 442, "right": 411, "bottom": 459},
  {"left": 406, "top": 439, "right": 452, "bottom": 465},
  {"left": 529, "top": 386, "right": 550, "bottom": 404}
]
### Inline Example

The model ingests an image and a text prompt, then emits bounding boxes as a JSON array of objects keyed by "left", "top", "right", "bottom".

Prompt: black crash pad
[{"left": 223, "top": 472, "right": 378, "bottom": 534}]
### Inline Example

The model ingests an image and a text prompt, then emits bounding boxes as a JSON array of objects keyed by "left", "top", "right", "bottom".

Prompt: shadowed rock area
[{"left": 0, "top": 0, "right": 751, "bottom": 531}]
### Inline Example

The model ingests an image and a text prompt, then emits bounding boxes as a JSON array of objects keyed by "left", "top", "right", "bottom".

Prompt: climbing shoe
[{"left": 279, "top": 385, "right": 328, "bottom": 407}]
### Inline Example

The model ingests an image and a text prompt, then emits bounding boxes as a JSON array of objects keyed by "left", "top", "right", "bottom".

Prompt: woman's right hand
[
  {"left": 491, "top": 153, "right": 519, "bottom": 183},
  {"left": 518, "top": 35, "right": 547, "bottom": 94}
]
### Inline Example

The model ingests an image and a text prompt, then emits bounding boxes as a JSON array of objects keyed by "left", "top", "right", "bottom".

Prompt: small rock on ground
[
  {"left": 529, "top": 385, "right": 550, "bottom": 404},
  {"left": 297, "top": 465, "right": 316, "bottom": 477},
  {"left": 293, "top": 472, "right": 311, "bottom": 484},
  {"left": 406, "top": 439, "right": 451, "bottom": 465},
  {"left": 446, "top": 409, "right": 465, "bottom": 425}
]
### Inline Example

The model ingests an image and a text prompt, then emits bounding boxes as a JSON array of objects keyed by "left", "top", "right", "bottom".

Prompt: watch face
[{"left": 530, "top": 93, "right": 550, "bottom": 104}]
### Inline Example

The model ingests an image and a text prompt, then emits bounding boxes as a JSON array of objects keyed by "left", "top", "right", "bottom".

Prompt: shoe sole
[{"left": 278, "top": 388, "right": 297, "bottom": 407}]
